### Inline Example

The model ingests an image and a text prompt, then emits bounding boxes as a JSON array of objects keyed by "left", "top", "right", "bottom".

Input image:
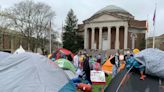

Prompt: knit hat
[{"left": 133, "top": 48, "right": 140, "bottom": 54}]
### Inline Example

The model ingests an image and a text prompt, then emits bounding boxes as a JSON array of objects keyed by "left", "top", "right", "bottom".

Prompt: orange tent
[
  {"left": 102, "top": 59, "right": 125, "bottom": 74},
  {"left": 102, "top": 59, "right": 113, "bottom": 74}
]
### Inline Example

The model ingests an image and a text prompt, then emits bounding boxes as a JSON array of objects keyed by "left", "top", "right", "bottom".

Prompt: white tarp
[
  {"left": 135, "top": 48, "right": 164, "bottom": 78},
  {"left": 0, "top": 52, "right": 69, "bottom": 92}
]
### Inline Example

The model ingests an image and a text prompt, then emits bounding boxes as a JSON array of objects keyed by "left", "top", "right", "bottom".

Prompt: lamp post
[{"left": 49, "top": 21, "right": 52, "bottom": 54}]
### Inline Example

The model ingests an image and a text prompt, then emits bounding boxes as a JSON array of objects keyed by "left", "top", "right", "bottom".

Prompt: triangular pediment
[{"left": 90, "top": 14, "right": 123, "bottom": 22}]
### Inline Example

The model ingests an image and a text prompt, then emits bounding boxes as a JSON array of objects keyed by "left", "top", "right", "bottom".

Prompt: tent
[
  {"left": 0, "top": 52, "right": 11, "bottom": 60},
  {"left": 59, "top": 80, "right": 76, "bottom": 92},
  {"left": 50, "top": 48, "right": 74, "bottom": 61},
  {"left": 102, "top": 59, "right": 113, "bottom": 74},
  {"left": 64, "top": 70, "right": 78, "bottom": 79},
  {"left": 13, "top": 45, "right": 25, "bottom": 54},
  {"left": 102, "top": 57, "right": 125, "bottom": 75},
  {"left": 0, "top": 52, "right": 76, "bottom": 92},
  {"left": 55, "top": 59, "right": 76, "bottom": 73},
  {"left": 105, "top": 68, "right": 164, "bottom": 92},
  {"left": 134, "top": 48, "right": 164, "bottom": 78}
]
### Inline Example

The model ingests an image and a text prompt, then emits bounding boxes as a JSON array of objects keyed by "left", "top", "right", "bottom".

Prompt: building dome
[{"left": 94, "top": 5, "right": 132, "bottom": 16}]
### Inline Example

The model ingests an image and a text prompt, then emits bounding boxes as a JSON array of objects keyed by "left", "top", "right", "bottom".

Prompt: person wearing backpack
[{"left": 109, "top": 52, "right": 120, "bottom": 78}]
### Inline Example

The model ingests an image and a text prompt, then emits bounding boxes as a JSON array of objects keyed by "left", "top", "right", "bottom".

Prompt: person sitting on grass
[
  {"left": 125, "top": 49, "right": 146, "bottom": 80},
  {"left": 72, "top": 68, "right": 92, "bottom": 92}
]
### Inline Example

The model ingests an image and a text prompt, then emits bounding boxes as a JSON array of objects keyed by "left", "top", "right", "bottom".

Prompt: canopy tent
[
  {"left": 0, "top": 52, "right": 11, "bottom": 60},
  {"left": 55, "top": 59, "right": 76, "bottom": 73},
  {"left": 0, "top": 52, "right": 76, "bottom": 92},
  {"left": 50, "top": 48, "right": 74, "bottom": 61}
]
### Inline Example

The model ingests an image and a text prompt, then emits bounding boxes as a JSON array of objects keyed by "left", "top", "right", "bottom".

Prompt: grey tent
[
  {"left": 135, "top": 48, "right": 164, "bottom": 78},
  {"left": 0, "top": 52, "right": 75, "bottom": 92},
  {"left": 0, "top": 52, "right": 11, "bottom": 60},
  {"left": 105, "top": 69, "right": 164, "bottom": 92},
  {"left": 105, "top": 48, "right": 164, "bottom": 92}
]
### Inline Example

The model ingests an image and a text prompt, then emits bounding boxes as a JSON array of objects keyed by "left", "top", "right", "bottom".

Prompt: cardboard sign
[{"left": 90, "top": 70, "right": 106, "bottom": 85}]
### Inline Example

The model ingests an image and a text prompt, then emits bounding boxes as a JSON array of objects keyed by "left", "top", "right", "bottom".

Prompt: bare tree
[
  {"left": 32, "top": 2, "right": 55, "bottom": 53},
  {"left": 2, "top": 0, "right": 55, "bottom": 51}
]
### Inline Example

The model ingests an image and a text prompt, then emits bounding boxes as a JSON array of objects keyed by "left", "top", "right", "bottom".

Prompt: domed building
[{"left": 77, "top": 5, "right": 146, "bottom": 50}]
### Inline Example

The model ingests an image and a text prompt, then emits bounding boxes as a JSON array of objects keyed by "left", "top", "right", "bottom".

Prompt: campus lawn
[
  {"left": 92, "top": 74, "right": 112, "bottom": 92},
  {"left": 77, "top": 74, "right": 112, "bottom": 92}
]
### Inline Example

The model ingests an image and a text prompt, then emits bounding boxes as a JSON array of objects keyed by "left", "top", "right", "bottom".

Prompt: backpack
[
  {"left": 110, "top": 57, "right": 116, "bottom": 65},
  {"left": 110, "top": 56, "right": 120, "bottom": 66}
]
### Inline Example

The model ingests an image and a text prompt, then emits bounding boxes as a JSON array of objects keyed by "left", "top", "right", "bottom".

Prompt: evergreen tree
[
  {"left": 62, "top": 9, "right": 83, "bottom": 53},
  {"left": 140, "top": 37, "right": 146, "bottom": 50}
]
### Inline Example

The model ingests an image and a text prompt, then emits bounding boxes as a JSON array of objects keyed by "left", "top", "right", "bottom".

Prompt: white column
[
  {"left": 108, "top": 26, "right": 111, "bottom": 49},
  {"left": 84, "top": 27, "right": 88, "bottom": 49},
  {"left": 115, "top": 26, "right": 119, "bottom": 49},
  {"left": 124, "top": 26, "right": 128, "bottom": 49},
  {"left": 131, "top": 33, "right": 137, "bottom": 49},
  {"left": 132, "top": 35, "right": 135, "bottom": 49},
  {"left": 91, "top": 27, "right": 95, "bottom": 49},
  {"left": 99, "top": 27, "right": 102, "bottom": 49}
]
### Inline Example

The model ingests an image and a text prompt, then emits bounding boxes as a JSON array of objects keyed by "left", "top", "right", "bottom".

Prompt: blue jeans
[
  {"left": 71, "top": 77, "right": 82, "bottom": 86},
  {"left": 112, "top": 65, "right": 118, "bottom": 78}
]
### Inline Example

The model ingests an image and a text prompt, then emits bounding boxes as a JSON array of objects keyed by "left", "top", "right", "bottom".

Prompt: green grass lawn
[
  {"left": 91, "top": 74, "right": 112, "bottom": 92},
  {"left": 77, "top": 74, "right": 112, "bottom": 92}
]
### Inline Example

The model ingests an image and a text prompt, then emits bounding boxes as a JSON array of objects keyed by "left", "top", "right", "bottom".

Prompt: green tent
[{"left": 55, "top": 59, "right": 76, "bottom": 73}]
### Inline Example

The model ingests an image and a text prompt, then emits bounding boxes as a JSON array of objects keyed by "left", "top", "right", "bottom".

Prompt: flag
[{"left": 153, "top": 7, "right": 156, "bottom": 26}]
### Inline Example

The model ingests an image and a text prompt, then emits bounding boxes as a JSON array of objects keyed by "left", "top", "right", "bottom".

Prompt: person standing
[
  {"left": 109, "top": 50, "right": 120, "bottom": 78},
  {"left": 73, "top": 52, "right": 80, "bottom": 68},
  {"left": 83, "top": 54, "right": 92, "bottom": 84}
]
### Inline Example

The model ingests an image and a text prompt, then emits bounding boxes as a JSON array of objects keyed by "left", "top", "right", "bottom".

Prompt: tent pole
[{"left": 116, "top": 66, "right": 133, "bottom": 92}]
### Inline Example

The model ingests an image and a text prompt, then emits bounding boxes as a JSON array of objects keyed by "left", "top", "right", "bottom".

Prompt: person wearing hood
[{"left": 125, "top": 49, "right": 146, "bottom": 80}]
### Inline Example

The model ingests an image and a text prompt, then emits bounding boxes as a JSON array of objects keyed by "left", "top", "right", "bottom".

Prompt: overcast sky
[{"left": 0, "top": 0, "right": 163, "bottom": 36}]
